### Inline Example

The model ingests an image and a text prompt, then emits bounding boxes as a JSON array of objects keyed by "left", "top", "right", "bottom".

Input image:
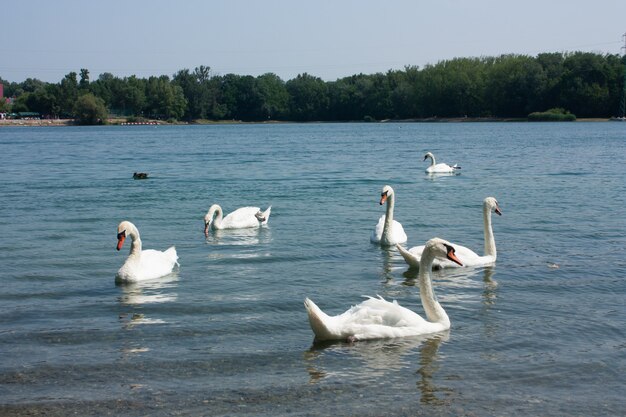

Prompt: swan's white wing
[
  {"left": 220, "top": 206, "right": 263, "bottom": 229},
  {"left": 116, "top": 247, "right": 178, "bottom": 282},
  {"left": 137, "top": 248, "right": 178, "bottom": 279},
  {"left": 370, "top": 215, "right": 407, "bottom": 244},
  {"left": 397, "top": 244, "right": 420, "bottom": 267},
  {"left": 400, "top": 242, "right": 493, "bottom": 269},
  {"left": 370, "top": 215, "right": 386, "bottom": 242},
  {"left": 390, "top": 220, "right": 408, "bottom": 244},
  {"left": 426, "top": 163, "right": 455, "bottom": 173},
  {"left": 305, "top": 296, "right": 446, "bottom": 341}
]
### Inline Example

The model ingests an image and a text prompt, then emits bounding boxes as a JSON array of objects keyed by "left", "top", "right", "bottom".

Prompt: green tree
[
  {"left": 484, "top": 55, "right": 546, "bottom": 117},
  {"left": 73, "top": 93, "right": 108, "bottom": 125},
  {"left": 327, "top": 76, "right": 362, "bottom": 121},
  {"left": 58, "top": 72, "right": 79, "bottom": 117},
  {"left": 89, "top": 72, "right": 116, "bottom": 108},
  {"left": 79, "top": 68, "right": 90, "bottom": 91},
  {"left": 21, "top": 78, "right": 46, "bottom": 93},
  {"left": 285, "top": 73, "right": 329, "bottom": 121},
  {"left": 173, "top": 66, "right": 217, "bottom": 120},
  {"left": 11, "top": 93, "right": 30, "bottom": 112},
  {"left": 145, "top": 75, "right": 186, "bottom": 120},
  {"left": 121, "top": 76, "right": 147, "bottom": 116},
  {"left": 256, "top": 73, "right": 288, "bottom": 120},
  {"left": 23, "top": 84, "right": 60, "bottom": 117},
  {"left": 558, "top": 52, "right": 615, "bottom": 117},
  {"left": 535, "top": 53, "right": 565, "bottom": 111},
  {"left": 215, "top": 74, "right": 265, "bottom": 120},
  {"left": 389, "top": 66, "right": 420, "bottom": 119}
]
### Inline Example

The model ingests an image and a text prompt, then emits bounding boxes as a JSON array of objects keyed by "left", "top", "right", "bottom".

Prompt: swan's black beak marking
[{"left": 444, "top": 243, "right": 463, "bottom": 266}]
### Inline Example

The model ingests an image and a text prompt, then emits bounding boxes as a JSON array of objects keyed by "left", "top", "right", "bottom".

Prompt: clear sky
[{"left": 2, "top": 0, "right": 625, "bottom": 83}]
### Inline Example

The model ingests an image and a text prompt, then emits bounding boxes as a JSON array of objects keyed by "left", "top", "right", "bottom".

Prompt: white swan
[
  {"left": 370, "top": 185, "right": 407, "bottom": 246},
  {"left": 304, "top": 237, "right": 463, "bottom": 341},
  {"left": 397, "top": 197, "right": 502, "bottom": 269},
  {"left": 204, "top": 204, "right": 271, "bottom": 237},
  {"left": 115, "top": 221, "right": 178, "bottom": 283},
  {"left": 423, "top": 151, "right": 460, "bottom": 174}
]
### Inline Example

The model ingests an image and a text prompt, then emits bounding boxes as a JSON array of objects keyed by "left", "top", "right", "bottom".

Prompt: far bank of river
[{"left": 0, "top": 117, "right": 613, "bottom": 127}]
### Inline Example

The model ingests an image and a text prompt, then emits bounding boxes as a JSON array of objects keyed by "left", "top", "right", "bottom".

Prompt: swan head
[
  {"left": 484, "top": 197, "right": 502, "bottom": 216},
  {"left": 423, "top": 152, "right": 434, "bottom": 161},
  {"left": 116, "top": 221, "right": 135, "bottom": 251},
  {"left": 204, "top": 204, "right": 221, "bottom": 237},
  {"left": 424, "top": 238, "right": 463, "bottom": 266},
  {"left": 379, "top": 185, "right": 394, "bottom": 205}
]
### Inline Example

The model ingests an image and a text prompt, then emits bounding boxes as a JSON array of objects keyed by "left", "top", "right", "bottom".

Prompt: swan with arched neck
[
  {"left": 423, "top": 151, "right": 460, "bottom": 174},
  {"left": 115, "top": 221, "right": 178, "bottom": 283},
  {"left": 397, "top": 197, "right": 501, "bottom": 269},
  {"left": 370, "top": 185, "right": 407, "bottom": 246},
  {"left": 304, "top": 237, "right": 462, "bottom": 342},
  {"left": 204, "top": 204, "right": 271, "bottom": 237}
]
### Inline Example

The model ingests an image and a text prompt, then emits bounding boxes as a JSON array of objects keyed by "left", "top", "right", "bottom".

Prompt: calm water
[{"left": 0, "top": 123, "right": 624, "bottom": 416}]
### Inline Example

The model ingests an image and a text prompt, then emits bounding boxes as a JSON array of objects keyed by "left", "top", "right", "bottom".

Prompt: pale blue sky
[{"left": 2, "top": 0, "right": 625, "bottom": 83}]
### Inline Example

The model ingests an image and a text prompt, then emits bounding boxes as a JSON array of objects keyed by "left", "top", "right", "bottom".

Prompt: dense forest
[{"left": 1, "top": 51, "right": 625, "bottom": 123}]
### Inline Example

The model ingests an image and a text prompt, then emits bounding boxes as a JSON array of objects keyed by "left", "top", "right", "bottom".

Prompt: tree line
[{"left": 1, "top": 51, "right": 625, "bottom": 124}]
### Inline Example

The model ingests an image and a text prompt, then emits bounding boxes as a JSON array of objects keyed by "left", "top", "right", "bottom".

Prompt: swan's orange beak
[
  {"left": 204, "top": 223, "right": 209, "bottom": 238},
  {"left": 379, "top": 193, "right": 388, "bottom": 205},
  {"left": 446, "top": 246, "right": 463, "bottom": 266},
  {"left": 495, "top": 205, "right": 502, "bottom": 216},
  {"left": 116, "top": 231, "right": 126, "bottom": 251}
]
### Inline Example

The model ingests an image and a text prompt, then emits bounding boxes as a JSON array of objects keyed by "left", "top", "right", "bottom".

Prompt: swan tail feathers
[
  {"left": 452, "top": 164, "right": 461, "bottom": 170},
  {"left": 396, "top": 244, "right": 420, "bottom": 268},
  {"left": 164, "top": 246, "right": 179, "bottom": 266},
  {"left": 304, "top": 298, "right": 334, "bottom": 341}
]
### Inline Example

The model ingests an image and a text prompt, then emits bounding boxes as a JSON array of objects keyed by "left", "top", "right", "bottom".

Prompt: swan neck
[
  {"left": 483, "top": 205, "right": 496, "bottom": 257},
  {"left": 128, "top": 228, "right": 142, "bottom": 257},
  {"left": 429, "top": 155, "right": 436, "bottom": 167},
  {"left": 383, "top": 193, "right": 395, "bottom": 241},
  {"left": 210, "top": 206, "right": 223, "bottom": 229},
  {"left": 418, "top": 252, "right": 450, "bottom": 326}
]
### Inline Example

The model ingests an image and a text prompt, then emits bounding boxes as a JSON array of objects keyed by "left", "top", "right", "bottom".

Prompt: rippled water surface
[{"left": 0, "top": 123, "right": 624, "bottom": 416}]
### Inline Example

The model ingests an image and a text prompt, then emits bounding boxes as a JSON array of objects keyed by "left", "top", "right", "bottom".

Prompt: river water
[{"left": 0, "top": 122, "right": 624, "bottom": 416}]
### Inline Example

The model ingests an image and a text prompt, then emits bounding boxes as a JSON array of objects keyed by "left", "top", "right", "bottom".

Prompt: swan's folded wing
[
  {"left": 397, "top": 244, "right": 421, "bottom": 268},
  {"left": 222, "top": 206, "right": 263, "bottom": 228},
  {"left": 139, "top": 248, "right": 178, "bottom": 280},
  {"left": 370, "top": 215, "right": 386, "bottom": 242}
]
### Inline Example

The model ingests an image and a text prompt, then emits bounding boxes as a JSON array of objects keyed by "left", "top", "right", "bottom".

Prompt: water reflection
[
  {"left": 117, "top": 273, "right": 180, "bottom": 306},
  {"left": 116, "top": 274, "right": 179, "bottom": 359},
  {"left": 205, "top": 227, "right": 273, "bottom": 260},
  {"left": 304, "top": 332, "right": 451, "bottom": 404},
  {"left": 415, "top": 333, "right": 452, "bottom": 405},
  {"left": 400, "top": 263, "right": 497, "bottom": 293},
  {"left": 481, "top": 267, "right": 498, "bottom": 307},
  {"left": 205, "top": 227, "right": 272, "bottom": 246},
  {"left": 480, "top": 267, "right": 500, "bottom": 342},
  {"left": 424, "top": 171, "right": 461, "bottom": 180},
  {"left": 379, "top": 246, "right": 405, "bottom": 282}
]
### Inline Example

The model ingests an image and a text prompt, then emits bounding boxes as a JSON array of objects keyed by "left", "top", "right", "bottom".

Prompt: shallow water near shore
[{"left": 0, "top": 122, "right": 624, "bottom": 416}]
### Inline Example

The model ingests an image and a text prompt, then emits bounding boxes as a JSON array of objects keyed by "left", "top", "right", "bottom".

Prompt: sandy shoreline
[{"left": 0, "top": 118, "right": 75, "bottom": 127}]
